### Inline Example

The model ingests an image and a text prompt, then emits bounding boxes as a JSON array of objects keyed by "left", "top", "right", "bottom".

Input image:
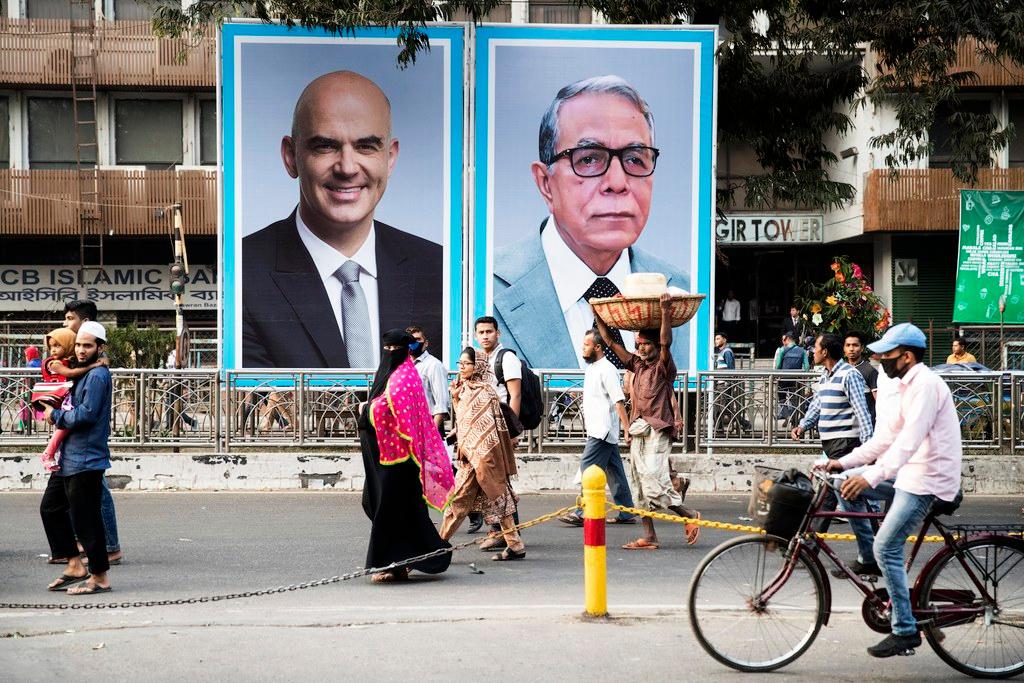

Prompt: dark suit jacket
[
  {"left": 242, "top": 213, "right": 443, "bottom": 368},
  {"left": 782, "top": 315, "right": 804, "bottom": 341}
]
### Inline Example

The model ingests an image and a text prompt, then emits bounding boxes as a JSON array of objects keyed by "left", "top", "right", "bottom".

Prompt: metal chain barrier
[
  {"left": 0, "top": 504, "right": 579, "bottom": 611},
  {"left": 606, "top": 503, "right": 948, "bottom": 543}
]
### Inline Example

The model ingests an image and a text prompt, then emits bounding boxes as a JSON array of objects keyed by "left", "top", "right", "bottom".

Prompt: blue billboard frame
[
  {"left": 472, "top": 24, "right": 717, "bottom": 372},
  {"left": 220, "top": 23, "right": 466, "bottom": 371}
]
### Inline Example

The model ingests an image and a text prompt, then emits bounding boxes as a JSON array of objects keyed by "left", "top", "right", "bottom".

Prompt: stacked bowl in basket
[{"left": 590, "top": 273, "right": 705, "bottom": 330}]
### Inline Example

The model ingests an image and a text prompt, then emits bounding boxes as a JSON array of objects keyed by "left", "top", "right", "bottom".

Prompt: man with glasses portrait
[{"left": 492, "top": 75, "right": 690, "bottom": 369}]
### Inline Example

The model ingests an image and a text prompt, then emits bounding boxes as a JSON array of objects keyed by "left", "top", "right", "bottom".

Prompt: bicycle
[{"left": 688, "top": 469, "right": 1024, "bottom": 678}]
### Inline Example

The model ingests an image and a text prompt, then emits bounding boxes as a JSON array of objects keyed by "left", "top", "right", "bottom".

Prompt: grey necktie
[{"left": 335, "top": 260, "right": 373, "bottom": 368}]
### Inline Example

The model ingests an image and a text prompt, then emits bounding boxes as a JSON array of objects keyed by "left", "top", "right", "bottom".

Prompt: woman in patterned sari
[{"left": 439, "top": 347, "right": 525, "bottom": 561}]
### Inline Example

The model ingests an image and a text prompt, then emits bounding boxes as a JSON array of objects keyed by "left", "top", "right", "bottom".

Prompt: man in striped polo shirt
[{"left": 791, "top": 332, "right": 873, "bottom": 531}]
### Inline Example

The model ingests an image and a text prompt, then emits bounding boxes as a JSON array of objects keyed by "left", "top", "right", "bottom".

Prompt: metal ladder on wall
[{"left": 69, "top": 0, "right": 102, "bottom": 283}]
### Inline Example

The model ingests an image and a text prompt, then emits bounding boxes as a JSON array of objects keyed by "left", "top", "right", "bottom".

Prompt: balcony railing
[
  {"left": 950, "top": 39, "right": 1024, "bottom": 88},
  {"left": 0, "top": 168, "right": 217, "bottom": 236},
  {"left": 863, "top": 167, "right": 1024, "bottom": 232},
  {"left": 0, "top": 19, "right": 216, "bottom": 88}
]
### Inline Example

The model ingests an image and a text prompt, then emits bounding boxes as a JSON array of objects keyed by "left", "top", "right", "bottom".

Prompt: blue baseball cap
[{"left": 867, "top": 322, "right": 927, "bottom": 354}]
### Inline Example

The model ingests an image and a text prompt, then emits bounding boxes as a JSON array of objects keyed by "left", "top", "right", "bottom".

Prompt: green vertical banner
[{"left": 954, "top": 190, "right": 1024, "bottom": 323}]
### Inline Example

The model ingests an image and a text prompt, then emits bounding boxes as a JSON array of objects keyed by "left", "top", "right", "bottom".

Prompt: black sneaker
[
  {"left": 867, "top": 633, "right": 921, "bottom": 658},
  {"left": 831, "top": 559, "right": 882, "bottom": 579},
  {"left": 466, "top": 513, "right": 483, "bottom": 534}
]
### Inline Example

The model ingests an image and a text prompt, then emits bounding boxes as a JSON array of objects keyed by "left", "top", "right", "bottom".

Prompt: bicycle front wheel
[
  {"left": 688, "top": 534, "right": 825, "bottom": 673},
  {"left": 917, "top": 536, "right": 1024, "bottom": 679}
]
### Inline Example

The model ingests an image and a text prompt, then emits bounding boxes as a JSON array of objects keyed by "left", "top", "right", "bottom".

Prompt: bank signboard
[
  {"left": 0, "top": 265, "right": 218, "bottom": 311},
  {"left": 716, "top": 214, "right": 824, "bottom": 245}
]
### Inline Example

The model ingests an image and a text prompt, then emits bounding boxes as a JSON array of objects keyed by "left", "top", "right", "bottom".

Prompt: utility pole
[{"left": 170, "top": 203, "right": 190, "bottom": 370}]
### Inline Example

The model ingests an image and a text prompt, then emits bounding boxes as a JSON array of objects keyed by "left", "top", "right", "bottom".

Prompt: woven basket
[{"left": 591, "top": 294, "right": 706, "bottom": 330}]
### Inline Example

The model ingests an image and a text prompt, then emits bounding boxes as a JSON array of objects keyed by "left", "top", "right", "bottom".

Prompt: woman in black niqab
[{"left": 360, "top": 329, "right": 451, "bottom": 582}]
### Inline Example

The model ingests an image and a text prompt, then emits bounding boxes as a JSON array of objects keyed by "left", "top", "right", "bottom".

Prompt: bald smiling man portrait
[{"left": 242, "top": 70, "right": 444, "bottom": 369}]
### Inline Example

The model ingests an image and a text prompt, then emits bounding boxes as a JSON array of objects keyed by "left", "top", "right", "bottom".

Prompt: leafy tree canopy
[{"left": 154, "top": 0, "right": 1024, "bottom": 211}]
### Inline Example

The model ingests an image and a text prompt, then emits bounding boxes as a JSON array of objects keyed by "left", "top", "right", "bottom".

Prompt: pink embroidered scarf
[{"left": 369, "top": 357, "right": 455, "bottom": 511}]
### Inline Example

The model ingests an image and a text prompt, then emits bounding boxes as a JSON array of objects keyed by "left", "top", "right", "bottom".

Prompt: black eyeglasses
[{"left": 549, "top": 145, "right": 660, "bottom": 178}]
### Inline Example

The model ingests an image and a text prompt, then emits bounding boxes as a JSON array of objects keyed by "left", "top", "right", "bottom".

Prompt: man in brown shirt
[{"left": 594, "top": 293, "right": 701, "bottom": 549}]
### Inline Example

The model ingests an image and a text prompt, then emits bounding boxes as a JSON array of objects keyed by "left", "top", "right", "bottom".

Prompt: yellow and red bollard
[{"left": 582, "top": 464, "right": 607, "bottom": 617}]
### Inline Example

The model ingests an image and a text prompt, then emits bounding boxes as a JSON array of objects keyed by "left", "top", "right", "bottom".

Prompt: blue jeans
[
  {"left": 574, "top": 437, "right": 635, "bottom": 520},
  {"left": 101, "top": 477, "right": 120, "bottom": 553},
  {"left": 873, "top": 489, "right": 935, "bottom": 636},
  {"left": 836, "top": 475, "right": 895, "bottom": 562}
]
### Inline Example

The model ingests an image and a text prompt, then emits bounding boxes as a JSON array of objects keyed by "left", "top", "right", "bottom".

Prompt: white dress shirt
[
  {"left": 414, "top": 350, "right": 450, "bottom": 416},
  {"left": 838, "top": 363, "right": 963, "bottom": 502},
  {"left": 722, "top": 298, "right": 741, "bottom": 322},
  {"left": 541, "top": 216, "right": 636, "bottom": 368},
  {"left": 295, "top": 209, "right": 380, "bottom": 366},
  {"left": 583, "top": 356, "right": 625, "bottom": 443},
  {"left": 487, "top": 343, "right": 522, "bottom": 404}
]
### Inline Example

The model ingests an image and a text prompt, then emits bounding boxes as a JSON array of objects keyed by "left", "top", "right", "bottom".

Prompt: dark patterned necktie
[{"left": 584, "top": 277, "right": 626, "bottom": 369}]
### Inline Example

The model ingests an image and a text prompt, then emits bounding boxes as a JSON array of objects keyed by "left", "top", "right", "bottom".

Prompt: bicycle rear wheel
[
  {"left": 688, "top": 534, "right": 825, "bottom": 673},
  {"left": 917, "top": 536, "right": 1024, "bottom": 679}
]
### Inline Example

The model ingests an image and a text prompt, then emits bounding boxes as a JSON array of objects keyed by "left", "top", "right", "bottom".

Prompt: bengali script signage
[{"left": 0, "top": 265, "right": 218, "bottom": 311}]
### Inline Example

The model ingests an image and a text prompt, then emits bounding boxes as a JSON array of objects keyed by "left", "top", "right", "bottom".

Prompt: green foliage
[
  {"left": 152, "top": 0, "right": 1024, "bottom": 209},
  {"left": 105, "top": 324, "right": 175, "bottom": 369},
  {"left": 797, "top": 256, "right": 891, "bottom": 337}
]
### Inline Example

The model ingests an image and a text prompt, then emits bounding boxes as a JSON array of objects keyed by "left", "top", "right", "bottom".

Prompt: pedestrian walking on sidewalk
[
  {"left": 558, "top": 327, "right": 635, "bottom": 527},
  {"left": 791, "top": 332, "right": 874, "bottom": 533},
  {"left": 40, "top": 322, "right": 114, "bottom": 595},
  {"left": 594, "top": 294, "right": 701, "bottom": 550},
  {"left": 439, "top": 347, "right": 526, "bottom": 561},
  {"left": 360, "top": 330, "right": 455, "bottom": 583}
]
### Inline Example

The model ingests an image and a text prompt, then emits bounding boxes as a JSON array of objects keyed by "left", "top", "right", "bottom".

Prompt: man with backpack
[{"left": 774, "top": 331, "right": 809, "bottom": 427}]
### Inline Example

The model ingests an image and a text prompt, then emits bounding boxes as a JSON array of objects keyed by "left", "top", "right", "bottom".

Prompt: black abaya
[{"left": 359, "top": 404, "right": 451, "bottom": 574}]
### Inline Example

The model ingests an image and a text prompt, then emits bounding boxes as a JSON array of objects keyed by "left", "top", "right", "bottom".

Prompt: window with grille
[
  {"left": 26, "top": 0, "right": 91, "bottom": 20},
  {"left": 449, "top": 2, "right": 512, "bottom": 22},
  {"left": 928, "top": 99, "right": 994, "bottom": 169},
  {"left": 114, "top": 99, "right": 184, "bottom": 169},
  {"left": 114, "top": 0, "right": 156, "bottom": 20},
  {"left": 528, "top": 2, "right": 591, "bottom": 24},
  {"left": 28, "top": 97, "right": 97, "bottom": 169},
  {"left": 1009, "top": 99, "right": 1024, "bottom": 168},
  {"left": 199, "top": 99, "right": 217, "bottom": 166},
  {"left": 0, "top": 98, "right": 8, "bottom": 170}
]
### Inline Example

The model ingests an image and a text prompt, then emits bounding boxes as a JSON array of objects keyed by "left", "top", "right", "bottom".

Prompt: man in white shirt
[
  {"left": 406, "top": 325, "right": 449, "bottom": 435},
  {"left": 819, "top": 323, "right": 963, "bottom": 658},
  {"left": 720, "top": 290, "right": 741, "bottom": 339},
  {"left": 474, "top": 316, "right": 522, "bottom": 415},
  {"left": 242, "top": 70, "right": 443, "bottom": 369},
  {"left": 558, "top": 327, "right": 636, "bottom": 526}
]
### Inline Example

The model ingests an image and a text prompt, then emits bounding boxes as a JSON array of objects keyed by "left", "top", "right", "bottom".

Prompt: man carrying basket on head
[{"left": 594, "top": 292, "right": 701, "bottom": 550}]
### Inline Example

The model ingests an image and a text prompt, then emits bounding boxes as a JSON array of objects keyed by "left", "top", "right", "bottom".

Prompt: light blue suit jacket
[{"left": 493, "top": 225, "right": 691, "bottom": 369}]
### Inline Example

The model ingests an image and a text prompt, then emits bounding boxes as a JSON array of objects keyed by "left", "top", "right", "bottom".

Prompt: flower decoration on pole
[{"left": 798, "top": 256, "right": 890, "bottom": 337}]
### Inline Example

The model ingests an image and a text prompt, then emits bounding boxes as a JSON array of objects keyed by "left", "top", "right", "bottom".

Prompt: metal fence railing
[{"left": 1, "top": 367, "right": 1022, "bottom": 454}]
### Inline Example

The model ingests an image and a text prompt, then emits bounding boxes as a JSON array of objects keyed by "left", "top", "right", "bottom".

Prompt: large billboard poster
[
  {"left": 954, "top": 189, "right": 1024, "bottom": 323},
  {"left": 221, "top": 23, "right": 465, "bottom": 370},
  {"left": 474, "top": 25, "right": 717, "bottom": 371}
]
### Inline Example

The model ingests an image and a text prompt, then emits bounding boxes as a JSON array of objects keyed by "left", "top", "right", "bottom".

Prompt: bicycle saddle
[{"left": 930, "top": 490, "right": 963, "bottom": 516}]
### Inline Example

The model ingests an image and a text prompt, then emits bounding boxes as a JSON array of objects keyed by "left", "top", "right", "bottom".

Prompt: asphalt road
[{"left": 2, "top": 491, "right": 1022, "bottom": 681}]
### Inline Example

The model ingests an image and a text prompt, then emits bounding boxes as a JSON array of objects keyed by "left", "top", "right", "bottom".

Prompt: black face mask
[
  {"left": 880, "top": 355, "right": 905, "bottom": 379},
  {"left": 409, "top": 341, "right": 424, "bottom": 358}
]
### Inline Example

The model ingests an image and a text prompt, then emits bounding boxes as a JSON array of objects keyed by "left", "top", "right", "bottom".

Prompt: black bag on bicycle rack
[{"left": 763, "top": 469, "right": 815, "bottom": 540}]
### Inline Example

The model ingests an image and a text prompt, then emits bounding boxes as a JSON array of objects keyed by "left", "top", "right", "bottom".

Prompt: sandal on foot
[
  {"left": 48, "top": 573, "right": 88, "bottom": 591},
  {"left": 480, "top": 537, "right": 507, "bottom": 551},
  {"left": 47, "top": 556, "right": 70, "bottom": 565},
  {"left": 685, "top": 512, "right": 701, "bottom": 545},
  {"left": 371, "top": 568, "right": 410, "bottom": 583},
  {"left": 621, "top": 539, "right": 659, "bottom": 550},
  {"left": 67, "top": 582, "right": 112, "bottom": 596},
  {"left": 492, "top": 547, "right": 526, "bottom": 561}
]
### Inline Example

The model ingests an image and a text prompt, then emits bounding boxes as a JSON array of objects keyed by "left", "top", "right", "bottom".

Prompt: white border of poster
[
  {"left": 472, "top": 24, "right": 717, "bottom": 372},
  {"left": 220, "top": 23, "right": 465, "bottom": 370}
]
